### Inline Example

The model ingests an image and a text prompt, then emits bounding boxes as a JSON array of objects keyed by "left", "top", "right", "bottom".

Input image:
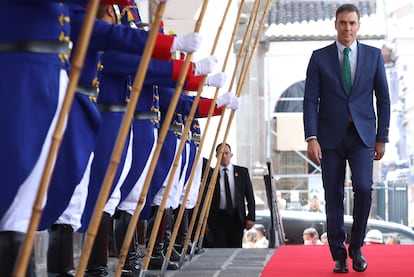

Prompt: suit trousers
[
  {"left": 321, "top": 123, "right": 374, "bottom": 261},
  {"left": 211, "top": 210, "right": 244, "bottom": 248}
]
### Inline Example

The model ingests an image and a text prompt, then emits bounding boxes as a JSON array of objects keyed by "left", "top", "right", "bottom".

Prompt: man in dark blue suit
[{"left": 303, "top": 3, "right": 390, "bottom": 274}]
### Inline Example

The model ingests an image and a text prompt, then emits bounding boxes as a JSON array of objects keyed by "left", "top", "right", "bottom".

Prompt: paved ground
[
  {"left": 35, "top": 231, "right": 275, "bottom": 277},
  {"left": 108, "top": 248, "right": 274, "bottom": 277},
  {"left": 164, "top": 248, "right": 274, "bottom": 277}
]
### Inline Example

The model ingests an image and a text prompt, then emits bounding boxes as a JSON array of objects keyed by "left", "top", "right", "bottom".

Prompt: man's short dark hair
[
  {"left": 336, "top": 3, "right": 360, "bottom": 21},
  {"left": 216, "top": 142, "right": 231, "bottom": 153}
]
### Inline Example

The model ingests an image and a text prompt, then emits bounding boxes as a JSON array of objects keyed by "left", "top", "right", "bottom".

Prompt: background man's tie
[
  {"left": 223, "top": 168, "right": 234, "bottom": 214},
  {"left": 343, "top": 47, "right": 352, "bottom": 94}
]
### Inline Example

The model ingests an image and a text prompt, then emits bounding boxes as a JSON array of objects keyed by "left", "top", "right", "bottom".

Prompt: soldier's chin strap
[{"left": 112, "top": 5, "right": 121, "bottom": 25}]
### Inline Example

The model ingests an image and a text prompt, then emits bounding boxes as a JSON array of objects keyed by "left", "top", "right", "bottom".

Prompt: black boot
[
  {"left": 85, "top": 212, "right": 110, "bottom": 277},
  {"left": 148, "top": 241, "right": 179, "bottom": 270},
  {"left": 0, "top": 231, "right": 36, "bottom": 277},
  {"left": 173, "top": 207, "right": 190, "bottom": 262},
  {"left": 145, "top": 206, "right": 158, "bottom": 240},
  {"left": 47, "top": 224, "right": 76, "bottom": 276},
  {"left": 114, "top": 209, "right": 143, "bottom": 277},
  {"left": 164, "top": 208, "right": 182, "bottom": 263},
  {"left": 108, "top": 216, "right": 117, "bottom": 258},
  {"left": 84, "top": 265, "right": 108, "bottom": 277},
  {"left": 148, "top": 209, "right": 178, "bottom": 270}
]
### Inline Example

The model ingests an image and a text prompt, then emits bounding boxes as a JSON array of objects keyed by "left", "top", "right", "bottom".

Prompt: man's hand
[
  {"left": 228, "top": 93, "right": 239, "bottom": 110},
  {"left": 374, "top": 142, "right": 386, "bottom": 160},
  {"left": 307, "top": 138, "right": 322, "bottom": 165},
  {"left": 216, "top": 91, "right": 239, "bottom": 109},
  {"left": 194, "top": 55, "right": 218, "bottom": 76},
  {"left": 216, "top": 91, "right": 232, "bottom": 107},
  {"left": 206, "top": 72, "right": 227, "bottom": 88},
  {"left": 171, "top": 32, "right": 202, "bottom": 53}
]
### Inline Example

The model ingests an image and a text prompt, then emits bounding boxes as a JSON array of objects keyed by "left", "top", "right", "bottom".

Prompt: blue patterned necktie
[{"left": 343, "top": 47, "right": 352, "bottom": 94}]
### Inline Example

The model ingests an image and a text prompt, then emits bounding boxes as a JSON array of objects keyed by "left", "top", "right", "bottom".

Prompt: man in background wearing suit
[
  {"left": 303, "top": 3, "right": 390, "bottom": 274},
  {"left": 208, "top": 143, "right": 255, "bottom": 248}
]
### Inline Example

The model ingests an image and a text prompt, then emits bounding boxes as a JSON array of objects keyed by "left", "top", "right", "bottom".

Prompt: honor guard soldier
[
  {"left": 68, "top": 4, "right": 213, "bottom": 276},
  {"left": 174, "top": 119, "right": 203, "bottom": 255},
  {"left": 36, "top": 2, "right": 202, "bottom": 276},
  {"left": 0, "top": 1, "right": 138, "bottom": 275},
  {"left": 142, "top": 86, "right": 239, "bottom": 269}
]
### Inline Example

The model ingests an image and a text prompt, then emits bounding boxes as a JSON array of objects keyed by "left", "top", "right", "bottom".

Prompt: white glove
[
  {"left": 216, "top": 91, "right": 232, "bottom": 107},
  {"left": 171, "top": 32, "right": 202, "bottom": 53},
  {"left": 193, "top": 55, "right": 218, "bottom": 76},
  {"left": 228, "top": 93, "right": 240, "bottom": 110},
  {"left": 206, "top": 72, "right": 227, "bottom": 88}
]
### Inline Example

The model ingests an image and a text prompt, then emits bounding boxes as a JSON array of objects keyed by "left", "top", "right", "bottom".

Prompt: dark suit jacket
[
  {"left": 208, "top": 165, "right": 255, "bottom": 228},
  {"left": 303, "top": 41, "right": 390, "bottom": 149}
]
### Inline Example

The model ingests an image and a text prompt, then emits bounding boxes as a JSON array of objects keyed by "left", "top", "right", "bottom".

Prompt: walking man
[{"left": 303, "top": 3, "right": 390, "bottom": 273}]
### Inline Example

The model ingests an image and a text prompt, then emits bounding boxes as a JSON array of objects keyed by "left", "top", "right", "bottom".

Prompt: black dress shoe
[
  {"left": 333, "top": 259, "right": 348, "bottom": 273},
  {"left": 349, "top": 247, "right": 367, "bottom": 272}
]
